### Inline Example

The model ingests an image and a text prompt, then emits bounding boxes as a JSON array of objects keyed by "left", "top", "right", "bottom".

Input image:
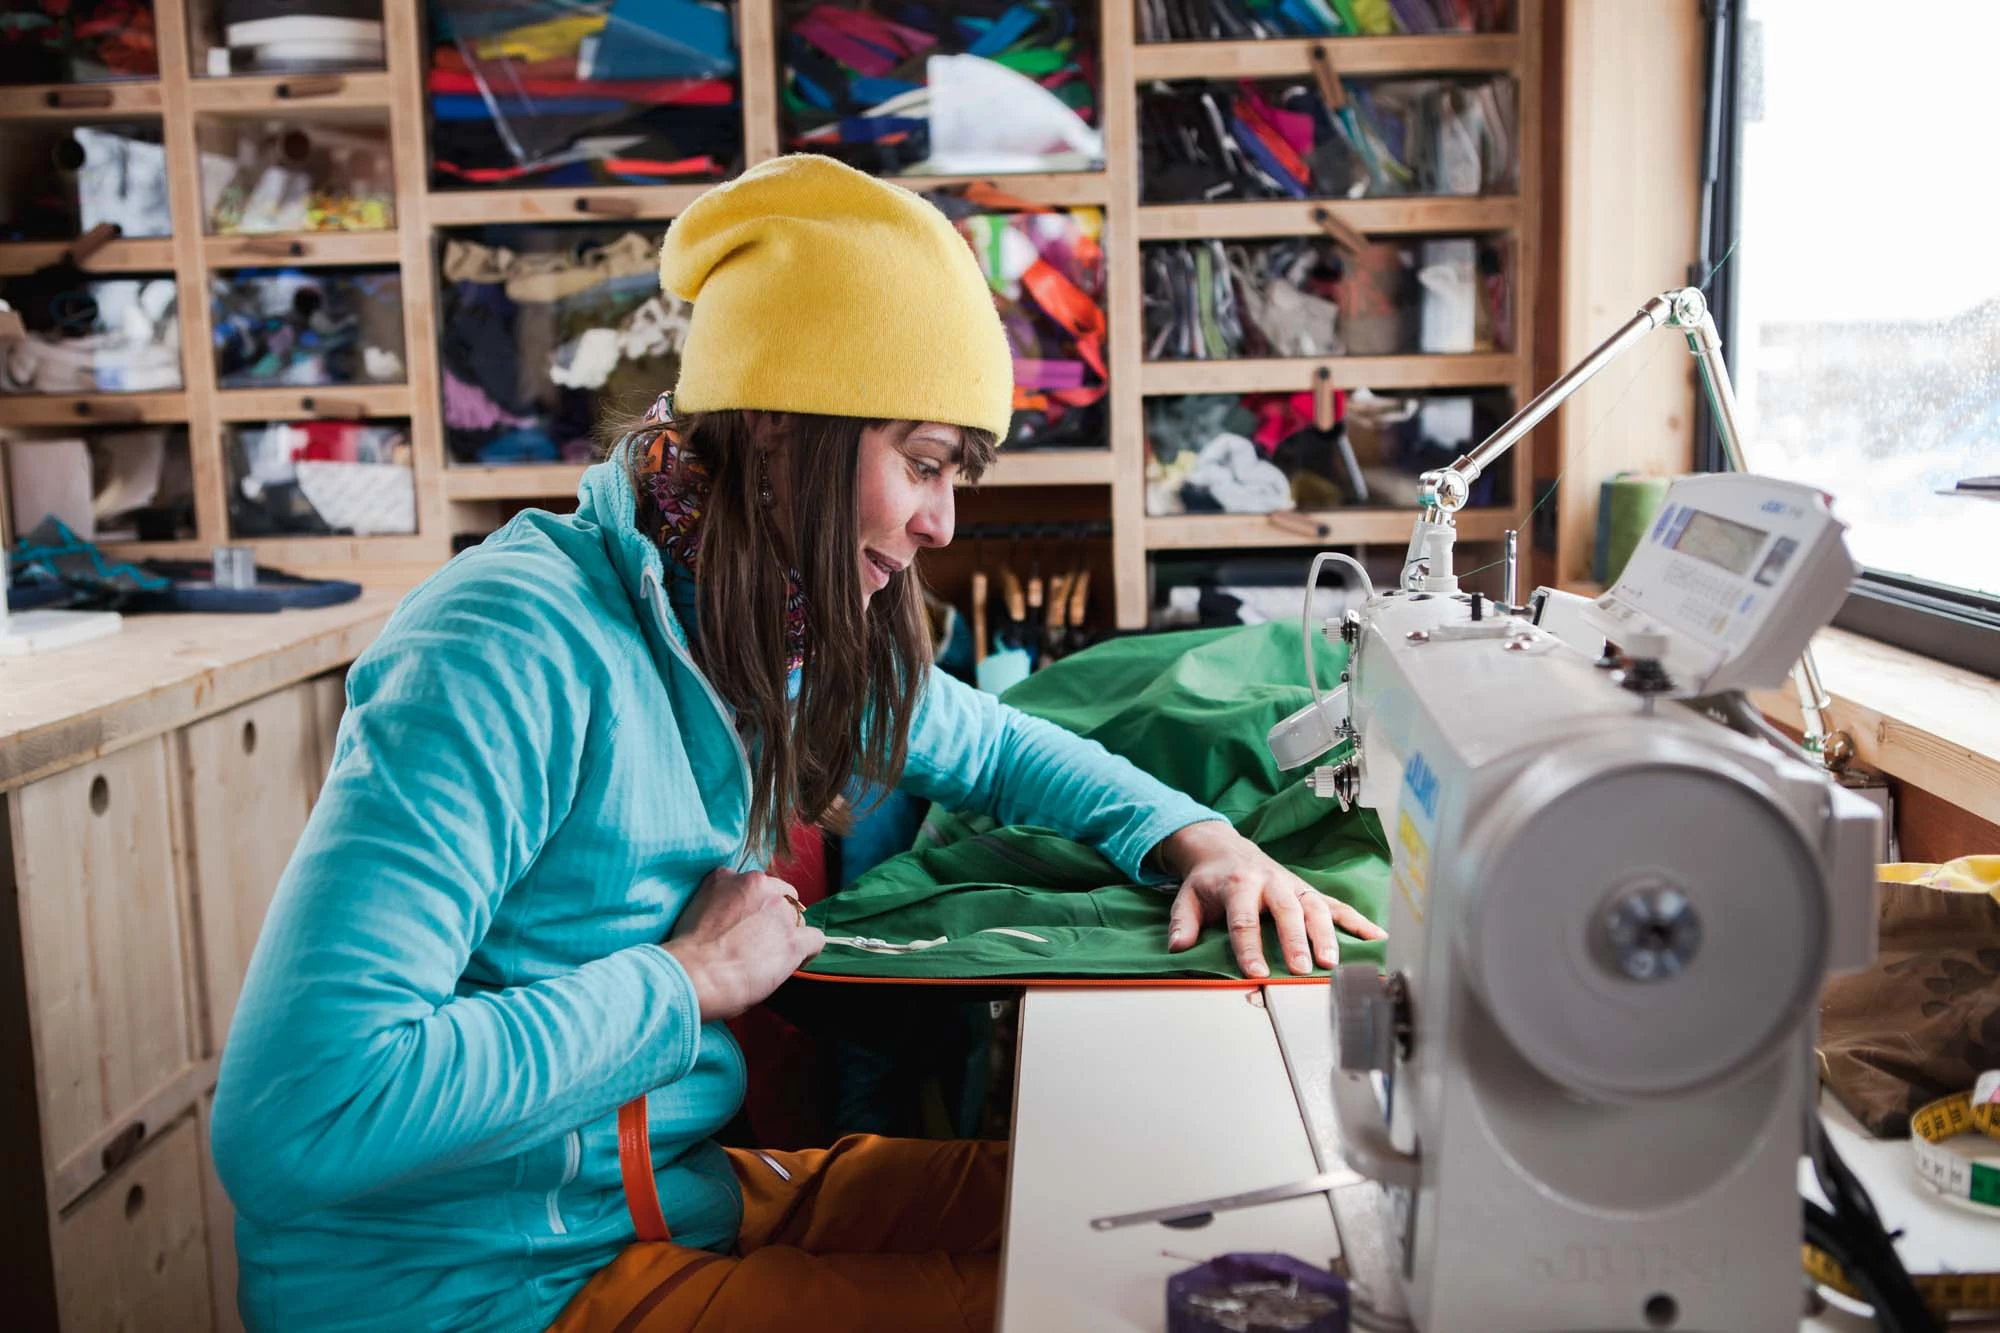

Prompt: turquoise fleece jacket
[{"left": 209, "top": 444, "right": 1222, "bottom": 1332}]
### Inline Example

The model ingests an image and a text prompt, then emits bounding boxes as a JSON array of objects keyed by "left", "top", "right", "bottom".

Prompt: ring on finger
[{"left": 782, "top": 893, "right": 806, "bottom": 925}]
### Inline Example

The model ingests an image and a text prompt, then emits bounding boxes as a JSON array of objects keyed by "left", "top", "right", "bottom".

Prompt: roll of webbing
[{"left": 1802, "top": 1071, "right": 2000, "bottom": 1315}]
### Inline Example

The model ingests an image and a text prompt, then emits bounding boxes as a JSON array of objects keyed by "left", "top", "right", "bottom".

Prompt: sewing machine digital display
[
  {"left": 1585, "top": 473, "right": 1857, "bottom": 694},
  {"left": 1671, "top": 509, "right": 1765, "bottom": 575}
]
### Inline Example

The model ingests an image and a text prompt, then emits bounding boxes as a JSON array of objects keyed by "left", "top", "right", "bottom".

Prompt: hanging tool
[
  {"left": 971, "top": 570, "right": 990, "bottom": 664},
  {"left": 3, "top": 222, "right": 122, "bottom": 336}
]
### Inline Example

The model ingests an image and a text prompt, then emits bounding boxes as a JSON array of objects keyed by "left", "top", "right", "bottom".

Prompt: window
[{"left": 1709, "top": 0, "right": 2000, "bottom": 676}]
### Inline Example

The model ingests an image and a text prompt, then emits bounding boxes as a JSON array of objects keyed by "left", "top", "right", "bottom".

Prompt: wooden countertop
[
  {"left": 0, "top": 571, "right": 429, "bottom": 793},
  {"left": 1753, "top": 627, "right": 2000, "bottom": 828}
]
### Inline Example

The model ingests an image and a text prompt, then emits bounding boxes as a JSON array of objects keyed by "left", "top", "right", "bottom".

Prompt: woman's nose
[{"left": 909, "top": 489, "right": 954, "bottom": 549}]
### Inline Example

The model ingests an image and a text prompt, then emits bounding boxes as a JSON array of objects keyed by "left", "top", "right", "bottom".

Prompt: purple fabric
[
  {"left": 1167, "top": 1253, "right": 1349, "bottom": 1333},
  {"left": 1012, "top": 356, "right": 1086, "bottom": 390},
  {"left": 443, "top": 370, "right": 538, "bottom": 433}
]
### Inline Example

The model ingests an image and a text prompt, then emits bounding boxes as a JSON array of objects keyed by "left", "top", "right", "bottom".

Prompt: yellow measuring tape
[
  {"left": 1803, "top": 1075, "right": 2000, "bottom": 1315},
  {"left": 1803, "top": 1243, "right": 2000, "bottom": 1316}
]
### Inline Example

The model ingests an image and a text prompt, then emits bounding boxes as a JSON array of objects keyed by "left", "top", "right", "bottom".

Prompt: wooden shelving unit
[
  {"left": 1136, "top": 196, "right": 1521, "bottom": 241},
  {"left": 212, "top": 385, "right": 411, "bottom": 422},
  {"left": 1129, "top": 32, "right": 1522, "bottom": 80},
  {"left": 423, "top": 183, "right": 713, "bottom": 228},
  {"left": 201, "top": 231, "right": 403, "bottom": 268},
  {"left": 0, "top": 0, "right": 1546, "bottom": 632},
  {"left": 1146, "top": 505, "right": 1516, "bottom": 552},
  {"left": 0, "top": 0, "right": 427, "bottom": 565},
  {"left": 0, "top": 238, "right": 178, "bottom": 275},
  {"left": 1137, "top": 353, "right": 1522, "bottom": 397},
  {"left": 0, "top": 393, "right": 190, "bottom": 427},
  {"left": 0, "top": 81, "right": 166, "bottom": 117},
  {"left": 185, "top": 72, "right": 394, "bottom": 111},
  {"left": 439, "top": 447, "right": 1120, "bottom": 505},
  {"left": 1107, "top": 8, "right": 1543, "bottom": 623}
]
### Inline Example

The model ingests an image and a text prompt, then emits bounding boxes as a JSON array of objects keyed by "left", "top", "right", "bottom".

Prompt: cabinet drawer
[
  {"left": 181, "top": 683, "right": 323, "bottom": 1055},
  {"left": 54, "top": 1113, "right": 215, "bottom": 1333},
  {"left": 8, "top": 736, "right": 196, "bottom": 1169}
]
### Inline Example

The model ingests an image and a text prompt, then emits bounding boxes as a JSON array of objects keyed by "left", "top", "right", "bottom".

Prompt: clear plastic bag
[
  {"left": 779, "top": 0, "right": 1100, "bottom": 177},
  {"left": 0, "top": 124, "right": 170, "bottom": 243},
  {"left": 210, "top": 267, "right": 405, "bottom": 389},
  {"left": 227, "top": 419, "right": 414, "bottom": 537},
  {"left": 1, "top": 279, "right": 182, "bottom": 395},
  {"left": 199, "top": 119, "right": 396, "bottom": 234},
  {"left": 429, "top": 0, "right": 740, "bottom": 188},
  {"left": 1139, "top": 75, "right": 1517, "bottom": 204}
]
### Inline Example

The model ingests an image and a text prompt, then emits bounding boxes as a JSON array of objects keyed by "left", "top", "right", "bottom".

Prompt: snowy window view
[{"left": 1734, "top": 2, "right": 1998, "bottom": 600}]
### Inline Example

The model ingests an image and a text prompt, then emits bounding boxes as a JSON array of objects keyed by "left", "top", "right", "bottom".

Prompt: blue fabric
[
  {"left": 836, "top": 114, "right": 927, "bottom": 143},
  {"left": 211, "top": 441, "right": 1223, "bottom": 1333},
  {"left": 848, "top": 76, "right": 923, "bottom": 105},
  {"left": 839, "top": 786, "right": 928, "bottom": 887},
  {"left": 475, "top": 427, "right": 560, "bottom": 463},
  {"left": 792, "top": 68, "right": 835, "bottom": 109},
  {"left": 1232, "top": 114, "right": 1310, "bottom": 197},
  {"left": 432, "top": 94, "right": 633, "bottom": 120},
  {"left": 593, "top": 0, "right": 739, "bottom": 79},
  {"left": 967, "top": 4, "right": 1037, "bottom": 56}
]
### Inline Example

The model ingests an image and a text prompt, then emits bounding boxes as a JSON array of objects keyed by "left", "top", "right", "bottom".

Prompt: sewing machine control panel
[{"left": 1586, "top": 473, "right": 1857, "bottom": 694}]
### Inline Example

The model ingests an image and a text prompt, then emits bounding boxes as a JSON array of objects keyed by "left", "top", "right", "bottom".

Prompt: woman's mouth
[{"left": 864, "top": 549, "right": 902, "bottom": 590}]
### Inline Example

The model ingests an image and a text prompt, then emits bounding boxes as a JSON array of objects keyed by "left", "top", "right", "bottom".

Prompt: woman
[{"left": 212, "top": 154, "right": 1383, "bottom": 1333}]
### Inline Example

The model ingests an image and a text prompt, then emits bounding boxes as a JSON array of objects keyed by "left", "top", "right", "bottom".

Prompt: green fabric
[{"left": 802, "top": 623, "right": 1392, "bottom": 980}]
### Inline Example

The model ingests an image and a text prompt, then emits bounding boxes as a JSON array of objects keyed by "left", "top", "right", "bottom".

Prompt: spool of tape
[{"left": 1599, "top": 474, "right": 1671, "bottom": 586}]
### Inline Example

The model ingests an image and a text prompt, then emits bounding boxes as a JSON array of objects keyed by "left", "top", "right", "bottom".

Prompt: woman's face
[{"left": 854, "top": 420, "right": 965, "bottom": 605}]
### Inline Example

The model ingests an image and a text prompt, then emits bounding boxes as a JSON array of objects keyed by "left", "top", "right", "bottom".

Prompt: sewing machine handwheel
[{"left": 1332, "top": 965, "right": 1395, "bottom": 1073}]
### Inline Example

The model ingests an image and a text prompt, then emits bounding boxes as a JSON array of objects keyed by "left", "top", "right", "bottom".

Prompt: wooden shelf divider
[{"left": 0, "top": 0, "right": 1549, "bottom": 627}]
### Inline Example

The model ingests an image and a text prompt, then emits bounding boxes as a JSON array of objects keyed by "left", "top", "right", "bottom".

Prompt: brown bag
[{"left": 1818, "top": 876, "right": 2000, "bottom": 1137}]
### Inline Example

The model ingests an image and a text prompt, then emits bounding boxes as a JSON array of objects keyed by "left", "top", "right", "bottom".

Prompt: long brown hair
[{"left": 626, "top": 409, "right": 996, "bottom": 861}]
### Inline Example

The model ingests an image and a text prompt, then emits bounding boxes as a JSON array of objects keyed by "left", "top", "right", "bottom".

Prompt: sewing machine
[{"left": 1265, "top": 287, "right": 1883, "bottom": 1331}]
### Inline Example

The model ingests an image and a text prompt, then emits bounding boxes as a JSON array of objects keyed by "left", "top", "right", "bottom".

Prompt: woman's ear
[{"left": 747, "top": 411, "right": 791, "bottom": 452}]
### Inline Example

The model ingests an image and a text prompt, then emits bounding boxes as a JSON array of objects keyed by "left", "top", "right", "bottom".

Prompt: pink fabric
[
  {"left": 1250, "top": 391, "right": 1337, "bottom": 453},
  {"left": 812, "top": 4, "right": 936, "bottom": 57},
  {"left": 793, "top": 16, "right": 898, "bottom": 77},
  {"left": 1243, "top": 85, "right": 1316, "bottom": 160}
]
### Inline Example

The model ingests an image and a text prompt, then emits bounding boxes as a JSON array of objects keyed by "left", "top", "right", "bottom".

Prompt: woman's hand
[
  {"left": 1154, "top": 821, "right": 1386, "bottom": 979},
  {"left": 662, "top": 867, "right": 825, "bottom": 1022}
]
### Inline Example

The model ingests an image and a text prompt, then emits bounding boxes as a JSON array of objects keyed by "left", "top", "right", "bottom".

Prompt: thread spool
[{"left": 1596, "top": 474, "right": 1671, "bottom": 585}]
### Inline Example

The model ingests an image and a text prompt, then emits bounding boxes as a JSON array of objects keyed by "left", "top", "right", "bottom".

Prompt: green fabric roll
[
  {"left": 1602, "top": 474, "right": 1672, "bottom": 585},
  {"left": 801, "top": 623, "right": 1392, "bottom": 981}
]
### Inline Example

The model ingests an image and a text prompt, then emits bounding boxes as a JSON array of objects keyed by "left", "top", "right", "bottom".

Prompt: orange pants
[{"left": 549, "top": 1136, "right": 1008, "bottom": 1333}]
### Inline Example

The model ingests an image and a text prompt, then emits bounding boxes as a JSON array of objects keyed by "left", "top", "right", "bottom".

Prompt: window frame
[{"left": 1699, "top": 0, "right": 2000, "bottom": 679}]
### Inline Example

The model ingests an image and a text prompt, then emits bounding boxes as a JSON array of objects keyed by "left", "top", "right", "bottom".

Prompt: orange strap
[
  {"left": 962, "top": 180, "right": 1053, "bottom": 213},
  {"left": 1020, "top": 259, "right": 1107, "bottom": 380},
  {"left": 618, "top": 1096, "right": 672, "bottom": 1243}
]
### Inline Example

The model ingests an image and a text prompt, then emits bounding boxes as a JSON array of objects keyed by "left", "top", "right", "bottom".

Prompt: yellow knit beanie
[{"left": 658, "top": 154, "right": 1014, "bottom": 440}]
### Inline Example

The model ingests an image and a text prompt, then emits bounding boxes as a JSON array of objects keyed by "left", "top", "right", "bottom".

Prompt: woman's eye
[{"left": 913, "top": 461, "right": 942, "bottom": 482}]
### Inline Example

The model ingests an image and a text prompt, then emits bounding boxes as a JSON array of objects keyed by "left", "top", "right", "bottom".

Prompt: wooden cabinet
[
  {"left": 181, "top": 687, "right": 326, "bottom": 1054},
  {"left": 0, "top": 670, "right": 345, "bottom": 1332},
  {"left": 51, "top": 1116, "right": 215, "bottom": 1333},
  {"left": 8, "top": 736, "right": 199, "bottom": 1181}
]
